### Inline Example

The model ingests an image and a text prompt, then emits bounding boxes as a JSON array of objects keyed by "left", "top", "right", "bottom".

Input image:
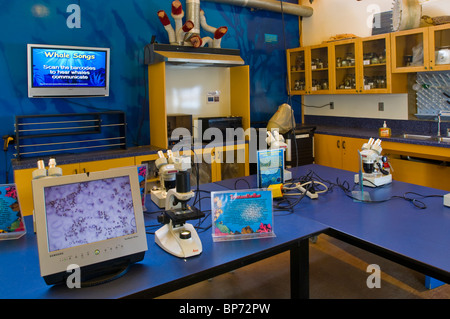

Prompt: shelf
[
  {"left": 363, "top": 63, "right": 387, "bottom": 68},
  {"left": 144, "top": 43, "right": 244, "bottom": 67}
]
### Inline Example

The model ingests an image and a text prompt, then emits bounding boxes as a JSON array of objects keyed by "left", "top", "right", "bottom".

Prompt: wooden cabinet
[
  {"left": 391, "top": 27, "right": 430, "bottom": 72},
  {"left": 308, "top": 44, "right": 333, "bottom": 94},
  {"left": 428, "top": 24, "right": 450, "bottom": 72},
  {"left": 287, "top": 47, "right": 307, "bottom": 95},
  {"left": 315, "top": 134, "right": 450, "bottom": 191},
  {"left": 287, "top": 34, "right": 407, "bottom": 95},
  {"left": 287, "top": 44, "right": 332, "bottom": 95},
  {"left": 359, "top": 34, "right": 407, "bottom": 94},
  {"left": 391, "top": 24, "right": 450, "bottom": 73},
  {"left": 314, "top": 134, "right": 366, "bottom": 172},
  {"left": 288, "top": 25, "right": 450, "bottom": 94},
  {"left": 381, "top": 141, "right": 450, "bottom": 191},
  {"left": 332, "top": 39, "right": 360, "bottom": 94}
]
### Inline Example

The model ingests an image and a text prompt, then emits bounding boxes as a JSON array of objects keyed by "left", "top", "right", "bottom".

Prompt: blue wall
[{"left": 0, "top": 0, "right": 300, "bottom": 183}]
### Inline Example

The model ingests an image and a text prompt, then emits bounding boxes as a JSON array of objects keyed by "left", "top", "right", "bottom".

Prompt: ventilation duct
[{"left": 202, "top": 0, "right": 314, "bottom": 17}]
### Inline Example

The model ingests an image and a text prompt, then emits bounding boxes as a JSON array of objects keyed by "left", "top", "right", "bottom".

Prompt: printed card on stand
[
  {"left": 0, "top": 184, "right": 26, "bottom": 240},
  {"left": 211, "top": 189, "right": 274, "bottom": 242}
]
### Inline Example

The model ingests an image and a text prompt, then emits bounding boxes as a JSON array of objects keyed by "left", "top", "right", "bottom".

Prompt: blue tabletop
[
  {"left": 0, "top": 180, "right": 327, "bottom": 299},
  {"left": 217, "top": 164, "right": 450, "bottom": 280}
]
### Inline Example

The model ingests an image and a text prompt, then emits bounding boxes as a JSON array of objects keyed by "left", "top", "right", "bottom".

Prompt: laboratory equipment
[
  {"left": 354, "top": 138, "right": 392, "bottom": 187},
  {"left": 154, "top": 152, "right": 204, "bottom": 258}
]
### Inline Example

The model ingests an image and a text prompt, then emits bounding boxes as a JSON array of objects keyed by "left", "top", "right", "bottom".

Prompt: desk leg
[{"left": 290, "top": 238, "right": 309, "bottom": 299}]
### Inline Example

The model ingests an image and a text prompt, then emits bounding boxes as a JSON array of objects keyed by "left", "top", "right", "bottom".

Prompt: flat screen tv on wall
[{"left": 27, "top": 44, "right": 110, "bottom": 97}]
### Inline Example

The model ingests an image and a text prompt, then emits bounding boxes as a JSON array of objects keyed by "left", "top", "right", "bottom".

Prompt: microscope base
[
  {"left": 354, "top": 173, "right": 392, "bottom": 187},
  {"left": 151, "top": 189, "right": 166, "bottom": 208},
  {"left": 155, "top": 222, "right": 202, "bottom": 258}
]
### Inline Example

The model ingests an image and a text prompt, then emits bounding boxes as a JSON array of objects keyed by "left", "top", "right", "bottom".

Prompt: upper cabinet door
[
  {"left": 391, "top": 27, "right": 430, "bottom": 73},
  {"left": 428, "top": 24, "right": 450, "bottom": 72},
  {"left": 331, "top": 39, "right": 360, "bottom": 94}
]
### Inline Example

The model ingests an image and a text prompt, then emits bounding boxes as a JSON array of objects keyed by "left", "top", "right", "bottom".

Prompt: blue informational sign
[
  {"left": 0, "top": 184, "right": 26, "bottom": 240},
  {"left": 211, "top": 189, "right": 274, "bottom": 242},
  {"left": 31, "top": 47, "right": 107, "bottom": 88},
  {"left": 256, "top": 149, "right": 284, "bottom": 188}
]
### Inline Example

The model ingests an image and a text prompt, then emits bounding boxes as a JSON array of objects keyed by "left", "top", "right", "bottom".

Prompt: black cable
[
  {"left": 302, "top": 102, "right": 332, "bottom": 108},
  {"left": 233, "top": 178, "right": 251, "bottom": 190}
]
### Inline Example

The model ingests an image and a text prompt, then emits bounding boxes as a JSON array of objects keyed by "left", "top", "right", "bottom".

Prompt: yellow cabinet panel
[
  {"left": 14, "top": 163, "right": 79, "bottom": 216},
  {"left": 314, "top": 134, "right": 342, "bottom": 169},
  {"left": 80, "top": 157, "right": 135, "bottom": 173},
  {"left": 14, "top": 157, "right": 134, "bottom": 217},
  {"left": 388, "top": 156, "right": 450, "bottom": 192},
  {"left": 314, "top": 134, "right": 366, "bottom": 172}
]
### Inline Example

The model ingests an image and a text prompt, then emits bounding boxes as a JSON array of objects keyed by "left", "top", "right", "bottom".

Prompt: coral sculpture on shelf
[{"left": 157, "top": 0, "right": 228, "bottom": 48}]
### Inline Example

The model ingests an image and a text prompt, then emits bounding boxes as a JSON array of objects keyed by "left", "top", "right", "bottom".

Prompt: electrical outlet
[
  {"left": 330, "top": 102, "right": 334, "bottom": 110},
  {"left": 378, "top": 102, "right": 384, "bottom": 111}
]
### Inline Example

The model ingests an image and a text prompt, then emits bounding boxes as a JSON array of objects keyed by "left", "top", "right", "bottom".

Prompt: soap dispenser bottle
[{"left": 379, "top": 121, "right": 391, "bottom": 138}]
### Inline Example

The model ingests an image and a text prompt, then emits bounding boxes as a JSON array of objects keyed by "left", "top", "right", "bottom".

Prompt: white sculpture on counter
[{"left": 157, "top": 0, "right": 228, "bottom": 48}]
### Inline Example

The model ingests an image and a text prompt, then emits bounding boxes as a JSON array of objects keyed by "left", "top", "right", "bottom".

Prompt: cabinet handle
[
  {"left": 337, "top": 140, "right": 340, "bottom": 148},
  {"left": 342, "top": 140, "right": 346, "bottom": 149}
]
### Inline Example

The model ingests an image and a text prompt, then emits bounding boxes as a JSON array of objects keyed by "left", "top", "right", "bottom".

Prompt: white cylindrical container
[{"left": 186, "top": 0, "right": 201, "bottom": 36}]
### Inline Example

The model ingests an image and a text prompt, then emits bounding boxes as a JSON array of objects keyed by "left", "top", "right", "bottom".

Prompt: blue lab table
[
  {"left": 0, "top": 181, "right": 327, "bottom": 299},
  {"left": 217, "top": 164, "right": 450, "bottom": 285}
]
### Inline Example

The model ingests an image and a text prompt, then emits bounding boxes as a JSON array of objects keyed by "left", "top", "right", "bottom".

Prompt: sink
[
  {"left": 397, "top": 133, "right": 450, "bottom": 143},
  {"left": 437, "top": 136, "right": 450, "bottom": 143},
  {"left": 398, "top": 133, "right": 434, "bottom": 141}
]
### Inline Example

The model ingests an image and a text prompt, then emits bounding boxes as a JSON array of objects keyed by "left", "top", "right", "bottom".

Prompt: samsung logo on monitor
[{"left": 27, "top": 44, "right": 110, "bottom": 98}]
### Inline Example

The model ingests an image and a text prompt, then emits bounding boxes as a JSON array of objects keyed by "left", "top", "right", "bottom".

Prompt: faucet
[{"left": 437, "top": 110, "right": 450, "bottom": 137}]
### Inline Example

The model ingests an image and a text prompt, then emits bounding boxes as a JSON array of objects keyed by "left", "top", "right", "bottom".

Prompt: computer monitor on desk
[{"left": 32, "top": 166, "right": 148, "bottom": 286}]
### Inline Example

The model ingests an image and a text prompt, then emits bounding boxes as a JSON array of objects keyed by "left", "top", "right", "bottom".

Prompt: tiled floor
[{"left": 157, "top": 234, "right": 450, "bottom": 299}]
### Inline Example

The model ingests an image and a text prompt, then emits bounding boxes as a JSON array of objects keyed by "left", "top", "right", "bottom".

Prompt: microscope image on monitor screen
[
  {"left": 44, "top": 176, "right": 137, "bottom": 252},
  {"left": 32, "top": 167, "right": 147, "bottom": 286}
]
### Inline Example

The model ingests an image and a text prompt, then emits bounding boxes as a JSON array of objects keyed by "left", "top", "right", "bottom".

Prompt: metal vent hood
[
  {"left": 203, "top": 0, "right": 313, "bottom": 17},
  {"left": 144, "top": 43, "right": 244, "bottom": 67}
]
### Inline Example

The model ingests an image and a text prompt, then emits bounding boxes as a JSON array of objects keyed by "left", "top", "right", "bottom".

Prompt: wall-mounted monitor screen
[
  {"left": 32, "top": 166, "right": 147, "bottom": 286},
  {"left": 27, "top": 44, "right": 110, "bottom": 97}
]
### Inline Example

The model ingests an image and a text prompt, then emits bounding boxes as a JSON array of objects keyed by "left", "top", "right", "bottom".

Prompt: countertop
[
  {"left": 313, "top": 125, "right": 450, "bottom": 149},
  {"left": 11, "top": 140, "right": 250, "bottom": 170}
]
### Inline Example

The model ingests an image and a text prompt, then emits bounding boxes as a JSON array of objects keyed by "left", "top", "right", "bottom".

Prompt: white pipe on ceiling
[{"left": 201, "top": 0, "right": 314, "bottom": 17}]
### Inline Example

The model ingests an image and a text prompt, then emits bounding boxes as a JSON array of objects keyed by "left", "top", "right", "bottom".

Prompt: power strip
[
  {"left": 444, "top": 193, "right": 450, "bottom": 207},
  {"left": 297, "top": 185, "right": 318, "bottom": 199}
]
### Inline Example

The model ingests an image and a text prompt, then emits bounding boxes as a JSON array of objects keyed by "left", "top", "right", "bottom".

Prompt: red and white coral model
[{"left": 157, "top": 0, "right": 228, "bottom": 48}]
